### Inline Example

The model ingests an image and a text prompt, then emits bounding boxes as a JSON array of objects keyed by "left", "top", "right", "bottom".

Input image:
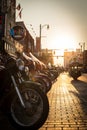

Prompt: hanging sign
[{"left": 10, "top": 25, "right": 26, "bottom": 41}]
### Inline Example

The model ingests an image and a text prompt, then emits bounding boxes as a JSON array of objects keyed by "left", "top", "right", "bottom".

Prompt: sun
[
  {"left": 47, "top": 31, "right": 77, "bottom": 51},
  {"left": 46, "top": 32, "right": 77, "bottom": 66},
  {"left": 54, "top": 34, "right": 76, "bottom": 50}
]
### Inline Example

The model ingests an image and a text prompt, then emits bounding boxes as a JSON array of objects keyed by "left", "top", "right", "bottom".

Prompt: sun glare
[
  {"left": 47, "top": 31, "right": 77, "bottom": 51},
  {"left": 53, "top": 34, "right": 76, "bottom": 50},
  {"left": 53, "top": 49, "right": 64, "bottom": 66},
  {"left": 47, "top": 32, "right": 77, "bottom": 66}
]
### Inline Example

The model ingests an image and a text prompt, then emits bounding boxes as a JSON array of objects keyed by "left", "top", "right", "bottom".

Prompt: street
[
  {"left": 0, "top": 72, "right": 87, "bottom": 130},
  {"left": 39, "top": 72, "right": 87, "bottom": 130}
]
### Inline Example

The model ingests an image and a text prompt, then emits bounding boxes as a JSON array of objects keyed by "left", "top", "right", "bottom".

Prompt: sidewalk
[{"left": 39, "top": 72, "right": 87, "bottom": 130}]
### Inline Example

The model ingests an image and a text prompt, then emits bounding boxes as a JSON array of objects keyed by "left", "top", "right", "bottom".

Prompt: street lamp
[
  {"left": 39, "top": 24, "right": 49, "bottom": 50},
  {"left": 79, "top": 42, "right": 85, "bottom": 52}
]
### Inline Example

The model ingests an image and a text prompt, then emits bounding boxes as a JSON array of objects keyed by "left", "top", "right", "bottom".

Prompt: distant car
[{"left": 68, "top": 62, "right": 81, "bottom": 80}]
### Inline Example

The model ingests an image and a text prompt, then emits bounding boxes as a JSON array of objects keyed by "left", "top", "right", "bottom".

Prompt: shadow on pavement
[
  {"left": 70, "top": 79, "right": 87, "bottom": 117},
  {"left": 71, "top": 79, "right": 87, "bottom": 98}
]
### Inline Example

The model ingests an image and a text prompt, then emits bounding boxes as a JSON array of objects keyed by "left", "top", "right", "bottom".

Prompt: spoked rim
[{"left": 11, "top": 87, "right": 44, "bottom": 126}]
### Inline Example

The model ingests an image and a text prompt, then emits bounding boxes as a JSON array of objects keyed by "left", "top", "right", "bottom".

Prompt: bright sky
[{"left": 16, "top": 0, "right": 87, "bottom": 50}]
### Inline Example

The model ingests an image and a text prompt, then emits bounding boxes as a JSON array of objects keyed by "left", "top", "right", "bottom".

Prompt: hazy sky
[{"left": 16, "top": 0, "right": 87, "bottom": 50}]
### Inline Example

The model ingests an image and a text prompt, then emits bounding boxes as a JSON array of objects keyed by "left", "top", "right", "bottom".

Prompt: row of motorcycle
[{"left": 0, "top": 51, "right": 59, "bottom": 130}]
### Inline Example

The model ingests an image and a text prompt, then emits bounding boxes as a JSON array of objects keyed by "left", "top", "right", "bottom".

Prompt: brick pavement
[{"left": 39, "top": 72, "right": 87, "bottom": 130}]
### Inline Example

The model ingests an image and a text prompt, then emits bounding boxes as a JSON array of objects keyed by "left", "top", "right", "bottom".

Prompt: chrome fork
[{"left": 11, "top": 75, "right": 25, "bottom": 108}]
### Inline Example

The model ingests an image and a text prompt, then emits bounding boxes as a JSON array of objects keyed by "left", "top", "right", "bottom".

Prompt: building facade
[
  {"left": 0, "top": 0, "right": 16, "bottom": 53},
  {"left": 0, "top": 0, "right": 35, "bottom": 55}
]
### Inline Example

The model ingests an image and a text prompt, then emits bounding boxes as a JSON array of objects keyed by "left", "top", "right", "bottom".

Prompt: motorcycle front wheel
[{"left": 8, "top": 83, "right": 49, "bottom": 130}]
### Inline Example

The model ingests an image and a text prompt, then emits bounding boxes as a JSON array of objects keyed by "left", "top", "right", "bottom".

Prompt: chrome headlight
[
  {"left": 16, "top": 58, "right": 24, "bottom": 71},
  {"left": 19, "top": 65, "right": 24, "bottom": 71},
  {"left": 25, "top": 66, "right": 29, "bottom": 75}
]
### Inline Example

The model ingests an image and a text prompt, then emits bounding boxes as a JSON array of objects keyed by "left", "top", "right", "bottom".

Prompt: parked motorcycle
[
  {"left": 22, "top": 52, "right": 52, "bottom": 93},
  {"left": 0, "top": 52, "right": 49, "bottom": 130}
]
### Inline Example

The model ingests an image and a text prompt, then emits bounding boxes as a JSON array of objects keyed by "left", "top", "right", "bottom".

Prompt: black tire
[
  {"left": 8, "top": 82, "right": 49, "bottom": 130},
  {"left": 73, "top": 76, "right": 77, "bottom": 80},
  {"left": 39, "top": 74, "right": 52, "bottom": 92},
  {"left": 34, "top": 77, "right": 47, "bottom": 93}
]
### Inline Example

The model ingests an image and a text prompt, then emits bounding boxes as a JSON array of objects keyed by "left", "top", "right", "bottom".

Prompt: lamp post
[
  {"left": 79, "top": 42, "right": 85, "bottom": 66},
  {"left": 39, "top": 24, "right": 49, "bottom": 50},
  {"left": 79, "top": 42, "right": 85, "bottom": 52}
]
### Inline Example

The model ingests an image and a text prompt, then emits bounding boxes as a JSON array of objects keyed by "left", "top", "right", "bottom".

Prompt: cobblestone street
[{"left": 39, "top": 72, "right": 87, "bottom": 130}]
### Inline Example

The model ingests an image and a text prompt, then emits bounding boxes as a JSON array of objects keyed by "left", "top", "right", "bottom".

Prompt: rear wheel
[{"left": 8, "top": 83, "right": 49, "bottom": 130}]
